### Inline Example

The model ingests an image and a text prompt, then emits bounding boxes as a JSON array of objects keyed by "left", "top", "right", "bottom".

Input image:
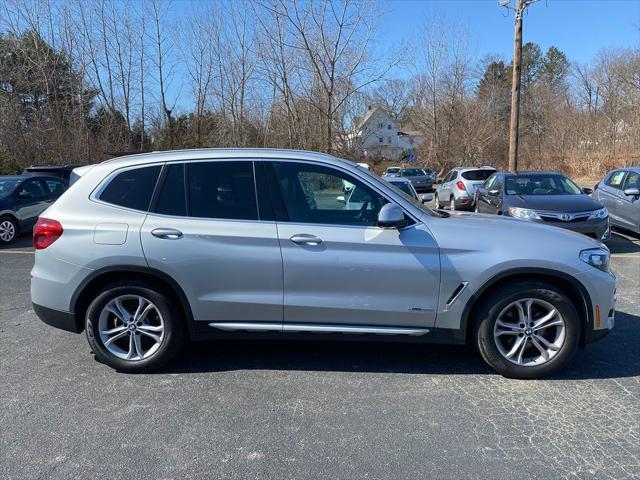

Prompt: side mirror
[
  {"left": 582, "top": 187, "right": 594, "bottom": 195},
  {"left": 420, "top": 194, "right": 433, "bottom": 204},
  {"left": 377, "top": 203, "right": 407, "bottom": 229},
  {"left": 336, "top": 195, "right": 346, "bottom": 204},
  {"left": 624, "top": 188, "right": 640, "bottom": 197},
  {"left": 488, "top": 189, "right": 500, "bottom": 196}
]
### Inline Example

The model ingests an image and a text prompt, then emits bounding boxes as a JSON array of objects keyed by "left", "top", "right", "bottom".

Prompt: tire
[
  {"left": 86, "top": 281, "right": 185, "bottom": 372},
  {"left": 0, "top": 216, "right": 18, "bottom": 245},
  {"left": 474, "top": 282, "right": 580, "bottom": 379},
  {"left": 434, "top": 194, "right": 441, "bottom": 209},
  {"left": 474, "top": 203, "right": 479, "bottom": 213},
  {"left": 449, "top": 197, "right": 456, "bottom": 211}
]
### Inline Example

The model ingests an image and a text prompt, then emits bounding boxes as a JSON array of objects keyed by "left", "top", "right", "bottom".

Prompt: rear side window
[
  {"left": 99, "top": 166, "right": 161, "bottom": 211},
  {"left": 462, "top": 170, "right": 496, "bottom": 181},
  {"left": 155, "top": 164, "right": 187, "bottom": 216},
  {"left": 187, "top": 161, "right": 258, "bottom": 220},
  {"left": 44, "top": 179, "right": 66, "bottom": 196}
]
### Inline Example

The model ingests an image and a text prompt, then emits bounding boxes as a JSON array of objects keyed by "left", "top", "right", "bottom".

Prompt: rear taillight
[
  {"left": 456, "top": 181, "right": 466, "bottom": 191},
  {"left": 33, "top": 218, "right": 63, "bottom": 250}
]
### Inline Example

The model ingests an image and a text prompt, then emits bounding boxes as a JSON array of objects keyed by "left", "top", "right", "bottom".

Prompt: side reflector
[{"left": 595, "top": 305, "right": 601, "bottom": 328}]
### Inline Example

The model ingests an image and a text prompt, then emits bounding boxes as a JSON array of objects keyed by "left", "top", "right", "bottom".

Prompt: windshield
[
  {"left": 462, "top": 169, "right": 495, "bottom": 181},
  {"left": 0, "top": 179, "right": 20, "bottom": 199},
  {"left": 505, "top": 175, "right": 583, "bottom": 195},
  {"left": 390, "top": 181, "right": 417, "bottom": 199},
  {"left": 401, "top": 168, "right": 424, "bottom": 176}
]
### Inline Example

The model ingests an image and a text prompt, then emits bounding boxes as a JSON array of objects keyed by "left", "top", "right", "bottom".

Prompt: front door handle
[
  {"left": 290, "top": 234, "right": 323, "bottom": 246},
  {"left": 151, "top": 228, "right": 183, "bottom": 240}
]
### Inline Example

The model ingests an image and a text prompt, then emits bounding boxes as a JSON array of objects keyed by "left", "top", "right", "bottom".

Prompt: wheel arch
[
  {"left": 462, "top": 268, "right": 593, "bottom": 348},
  {"left": 71, "top": 266, "right": 195, "bottom": 337}
]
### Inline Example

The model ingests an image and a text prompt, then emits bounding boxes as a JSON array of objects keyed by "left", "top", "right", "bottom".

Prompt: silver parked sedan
[
  {"left": 593, "top": 167, "right": 640, "bottom": 234},
  {"left": 31, "top": 149, "right": 615, "bottom": 378}
]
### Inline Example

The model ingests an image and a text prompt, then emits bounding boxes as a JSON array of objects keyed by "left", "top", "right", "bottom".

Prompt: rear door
[
  {"left": 618, "top": 171, "right": 640, "bottom": 230},
  {"left": 141, "top": 161, "right": 283, "bottom": 325},
  {"left": 268, "top": 161, "right": 440, "bottom": 329},
  {"left": 15, "top": 178, "right": 50, "bottom": 228}
]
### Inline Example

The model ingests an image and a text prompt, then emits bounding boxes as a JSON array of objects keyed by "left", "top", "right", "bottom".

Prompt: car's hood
[{"left": 507, "top": 194, "right": 602, "bottom": 212}]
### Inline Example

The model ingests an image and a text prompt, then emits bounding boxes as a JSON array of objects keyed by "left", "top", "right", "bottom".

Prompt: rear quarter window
[{"left": 99, "top": 166, "right": 162, "bottom": 211}]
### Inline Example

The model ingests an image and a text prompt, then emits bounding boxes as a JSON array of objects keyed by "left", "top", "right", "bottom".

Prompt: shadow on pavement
[
  {"left": 0, "top": 235, "right": 33, "bottom": 250},
  {"left": 608, "top": 229, "right": 640, "bottom": 254},
  {"left": 159, "top": 310, "right": 639, "bottom": 380}
]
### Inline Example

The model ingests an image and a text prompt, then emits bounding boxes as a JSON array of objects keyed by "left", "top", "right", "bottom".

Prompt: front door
[
  {"left": 141, "top": 161, "right": 283, "bottom": 324},
  {"left": 15, "top": 178, "right": 50, "bottom": 228},
  {"left": 269, "top": 161, "right": 440, "bottom": 328},
  {"left": 618, "top": 171, "right": 640, "bottom": 230}
]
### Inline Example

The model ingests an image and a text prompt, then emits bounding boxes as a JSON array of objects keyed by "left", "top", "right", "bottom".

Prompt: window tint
[
  {"left": 19, "top": 179, "right": 47, "bottom": 198},
  {"left": 155, "top": 164, "right": 187, "bottom": 216},
  {"left": 188, "top": 161, "right": 258, "bottom": 220},
  {"left": 272, "top": 162, "right": 388, "bottom": 226},
  {"left": 624, "top": 172, "right": 640, "bottom": 190},
  {"left": 462, "top": 169, "right": 496, "bottom": 181},
  {"left": 44, "top": 179, "right": 66, "bottom": 196},
  {"left": 484, "top": 174, "right": 497, "bottom": 190},
  {"left": 100, "top": 166, "right": 161, "bottom": 211},
  {"left": 606, "top": 171, "right": 626, "bottom": 189}
]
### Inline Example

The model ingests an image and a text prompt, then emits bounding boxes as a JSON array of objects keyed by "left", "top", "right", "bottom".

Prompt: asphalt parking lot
[{"left": 1, "top": 231, "right": 639, "bottom": 479}]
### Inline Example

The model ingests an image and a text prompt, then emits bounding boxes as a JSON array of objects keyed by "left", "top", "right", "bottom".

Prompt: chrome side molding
[{"left": 208, "top": 322, "right": 430, "bottom": 336}]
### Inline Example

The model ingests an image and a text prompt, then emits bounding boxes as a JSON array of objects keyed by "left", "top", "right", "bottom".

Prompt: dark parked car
[
  {"left": 0, "top": 175, "right": 67, "bottom": 244},
  {"left": 22, "top": 164, "right": 80, "bottom": 183},
  {"left": 593, "top": 167, "right": 640, "bottom": 235},
  {"left": 394, "top": 167, "right": 433, "bottom": 193},
  {"left": 474, "top": 172, "right": 610, "bottom": 242}
]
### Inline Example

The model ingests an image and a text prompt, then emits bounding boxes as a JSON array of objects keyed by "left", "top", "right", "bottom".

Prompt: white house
[{"left": 351, "top": 105, "right": 425, "bottom": 161}]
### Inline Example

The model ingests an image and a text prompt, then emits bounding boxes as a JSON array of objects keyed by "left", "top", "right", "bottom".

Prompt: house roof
[{"left": 355, "top": 106, "right": 384, "bottom": 130}]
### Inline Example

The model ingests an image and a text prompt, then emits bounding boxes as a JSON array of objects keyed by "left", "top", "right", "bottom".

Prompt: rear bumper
[{"left": 33, "top": 303, "right": 81, "bottom": 333}]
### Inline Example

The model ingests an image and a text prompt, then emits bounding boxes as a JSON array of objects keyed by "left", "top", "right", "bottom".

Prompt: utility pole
[{"left": 500, "top": 0, "right": 539, "bottom": 172}]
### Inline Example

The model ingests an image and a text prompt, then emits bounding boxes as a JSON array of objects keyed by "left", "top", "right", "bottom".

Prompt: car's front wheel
[
  {"left": 86, "top": 281, "right": 185, "bottom": 372},
  {"left": 475, "top": 282, "right": 580, "bottom": 379},
  {"left": 434, "top": 194, "right": 441, "bottom": 209}
]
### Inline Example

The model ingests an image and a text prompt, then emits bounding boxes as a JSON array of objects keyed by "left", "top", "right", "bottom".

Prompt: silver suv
[
  {"left": 435, "top": 166, "right": 497, "bottom": 210},
  {"left": 31, "top": 149, "right": 615, "bottom": 378}
]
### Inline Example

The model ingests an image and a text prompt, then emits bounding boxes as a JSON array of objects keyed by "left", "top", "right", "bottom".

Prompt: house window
[
  {"left": 378, "top": 122, "right": 383, "bottom": 128},
  {"left": 388, "top": 136, "right": 392, "bottom": 143},
  {"left": 378, "top": 137, "right": 383, "bottom": 143},
  {"left": 388, "top": 124, "right": 392, "bottom": 129}
]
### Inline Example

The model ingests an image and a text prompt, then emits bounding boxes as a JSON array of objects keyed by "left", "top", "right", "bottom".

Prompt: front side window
[
  {"left": 187, "top": 161, "right": 258, "bottom": 220},
  {"left": 99, "top": 166, "right": 162, "bottom": 211},
  {"left": 484, "top": 174, "right": 497, "bottom": 190},
  {"left": 271, "top": 162, "right": 388, "bottom": 226},
  {"left": 605, "top": 171, "right": 626, "bottom": 189},
  {"left": 19, "top": 179, "right": 48, "bottom": 199},
  {"left": 623, "top": 171, "right": 639, "bottom": 190}
]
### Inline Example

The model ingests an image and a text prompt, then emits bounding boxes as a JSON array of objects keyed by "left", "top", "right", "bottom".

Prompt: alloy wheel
[
  {"left": 493, "top": 298, "right": 566, "bottom": 366},
  {"left": 98, "top": 295, "right": 165, "bottom": 361},
  {"left": 0, "top": 220, "right": 16, "bottom": 242}
]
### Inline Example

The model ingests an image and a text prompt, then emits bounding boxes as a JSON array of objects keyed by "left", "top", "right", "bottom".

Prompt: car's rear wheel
[
  {"left": 0, "top": 216, "right": 17, "bottom": 244},
  {"left": 449, "top": 197, "right": 456, "bottom": 211},
  {"left": 475, "top": 282, "right": 580, "bottom": 379},
  {"left": 86, "top": 282, "right": 185, "bottom": 372}
]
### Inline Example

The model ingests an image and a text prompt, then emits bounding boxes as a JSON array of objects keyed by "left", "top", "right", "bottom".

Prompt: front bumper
[
  {"left": 33, "top": 303, "right": 81, "bottom": 333},
  {"left": 575, "top": 269, "right": 616, "bottom": 345},
  {"left": 537, "top": 217, "right": 610, "bottom": 242},
  {"left": 410, "top": 181, "right": 433, "bottom": 193}
]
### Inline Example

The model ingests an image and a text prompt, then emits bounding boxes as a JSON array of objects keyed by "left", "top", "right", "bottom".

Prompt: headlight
[
  {"left": 588, "top": 207, "right": 608, "bottom": 220},
  {"left": 508, "top": 207, "right": 541, "bottom": 220},
  {"left": 579, "top": 247, "right": 610, "bottom": 272}
]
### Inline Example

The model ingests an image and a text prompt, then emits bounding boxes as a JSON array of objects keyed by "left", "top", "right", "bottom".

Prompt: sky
[{"left": 379, "top": 0, "right": 639, "bottom": 65}]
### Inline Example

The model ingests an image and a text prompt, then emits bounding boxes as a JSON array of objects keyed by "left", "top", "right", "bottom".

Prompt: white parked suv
[{"left": 31, "top": 149, "right": 616, "bottom": 378}]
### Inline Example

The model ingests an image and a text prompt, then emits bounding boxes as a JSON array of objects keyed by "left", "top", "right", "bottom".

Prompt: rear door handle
[
  {"left": 151, "top": 228, "right": 183, "bottom": 240},
  {"left": 290, "top": 234, "right": 323, "bottom": 246}
]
